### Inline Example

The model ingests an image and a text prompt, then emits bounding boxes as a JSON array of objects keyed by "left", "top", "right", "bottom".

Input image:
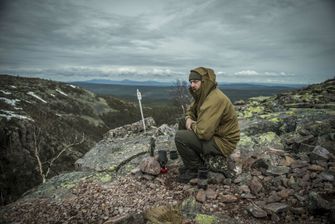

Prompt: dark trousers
[{"left": 174, "top": 118, "right": 221, "bottom": 170}]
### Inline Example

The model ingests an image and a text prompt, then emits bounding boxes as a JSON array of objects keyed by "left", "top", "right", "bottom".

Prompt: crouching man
[{"left": 175, "top": 67, "right": 240, "bottom": 183}]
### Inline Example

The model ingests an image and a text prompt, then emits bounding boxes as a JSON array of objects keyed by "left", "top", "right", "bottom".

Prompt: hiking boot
[
  {"left": 204, "top": 155, "right": 236, "bottom": 178},
  {"left": 177, "top": 168, "right": 198, "bottom": 183},
  {"left": 197, "top": 167, "right": 208, "bottom": 190}
]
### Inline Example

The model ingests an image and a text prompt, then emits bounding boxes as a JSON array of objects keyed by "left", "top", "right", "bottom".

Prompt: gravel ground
[{"left": 0, "top": 164, "right": 330, "bottom": 224}]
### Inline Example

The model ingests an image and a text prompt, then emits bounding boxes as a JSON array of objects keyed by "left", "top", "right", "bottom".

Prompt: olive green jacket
[{"left": 186, "top": 67, "right": 240, "bottom": 156}]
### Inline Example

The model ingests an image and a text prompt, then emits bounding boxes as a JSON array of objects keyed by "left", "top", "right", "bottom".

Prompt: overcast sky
[{"left": 0, "top": 0, "right": 334, "bottom": 84}]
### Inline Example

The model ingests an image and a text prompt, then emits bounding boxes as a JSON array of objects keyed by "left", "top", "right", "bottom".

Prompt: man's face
[{"left": 190, "top": 80, "right": 202, "bottom": 91}]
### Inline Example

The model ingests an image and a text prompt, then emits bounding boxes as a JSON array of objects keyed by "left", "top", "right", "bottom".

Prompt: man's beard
[{"left": 191, "top": 86, "right": 199, "bottom": 92}]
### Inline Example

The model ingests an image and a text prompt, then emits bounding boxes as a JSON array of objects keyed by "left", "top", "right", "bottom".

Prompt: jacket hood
[
  {"left": 191, "top": 67, "right": 217, "bottom": 84},
  {"left": 189, "top": 67, "right": 218, "bottom": 114}
]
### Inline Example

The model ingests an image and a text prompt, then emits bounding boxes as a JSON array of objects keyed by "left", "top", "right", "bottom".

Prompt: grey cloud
[
  {"left": 0, "top": 0, "right": 334, "bottom": 83},
  {"left": 0, "top": 65, "right": 184, "bottom": 82},
  {"left": 0, "top": 0, "right": 166, "bottom": 66}
]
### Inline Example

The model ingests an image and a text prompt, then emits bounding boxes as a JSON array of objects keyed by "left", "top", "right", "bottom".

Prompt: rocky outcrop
[
  {"left": 227, "top": 78, "right": 335, "bottom": 222},
  {"left": 74, "top": 117, "right": 162, "bottom": 172},
  {"left": 0, "top": 75, "right": 141, "bottom": 205},
  {"left": 0, "top": 78, "right": 334, "bottom": 223}
]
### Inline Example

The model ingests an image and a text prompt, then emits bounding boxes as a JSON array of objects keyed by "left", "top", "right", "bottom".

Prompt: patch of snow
[
  {"left": 56, "top": 113, "right": 62, "bottom": 117},
  {"left": 14, "top": 107, "right": 23, "bottom": 110},
  {"left": 10, "top": 85, "right": 17, "bottom": 89},
  {"left": 50, "top": 93, "right": 56, "bottom": 97},
  {"left": 0, "top": 110, "right": 34, "bottom": 121},
  {"left": 0, "top": 97, "right": 20, "bottom": 106},
  {"left": 23, "top": 99, "right": 33, "bottom": 104},
  {"left": 0, "top": 90, "right": 11, "bottom": 95},
  {"left": 27, "top": 91, "right": 47, "bottom": 103},
  {"left": 68, "top": 84, "right": 77, "bottom": 89},
  {"left": 56, "top": 88, "right": 68, "bottom": 96}
]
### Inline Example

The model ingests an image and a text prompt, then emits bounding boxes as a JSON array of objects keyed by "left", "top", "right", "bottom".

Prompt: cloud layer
[{"left": 0, "top": 0, "right": 334, "bottom": 83}]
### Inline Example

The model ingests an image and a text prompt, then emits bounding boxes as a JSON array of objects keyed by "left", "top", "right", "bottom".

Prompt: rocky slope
[
  {"left": 0, "top": 74, "right": 141, "bottom": 205},
  {"left": 0, "top": 78, "right": 334, "bottom": 223}
]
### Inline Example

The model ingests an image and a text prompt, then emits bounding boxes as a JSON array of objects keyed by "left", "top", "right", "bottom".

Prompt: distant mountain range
[
  {"left": 80, "top": 79, "right": 172, "bottom": 86},
  {"left": 78, "top": 79, "right": 306, "bottom": 89},
  {"left": 70, "top": 80, "right": 305, "bottom": 104}
]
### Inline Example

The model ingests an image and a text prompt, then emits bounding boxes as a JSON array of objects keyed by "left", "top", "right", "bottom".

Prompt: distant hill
[
  {"left": 80, "top": 79, "right": 306, "bottom": 89},
  {"left": 71, "top": 81, "right": 302, "bottom": 104},
  {"left": 81, "top": 79, "right": 173, "bottom": 86},
  {"left": 219, "top": 83, "right": 306, "bottom": 89}
]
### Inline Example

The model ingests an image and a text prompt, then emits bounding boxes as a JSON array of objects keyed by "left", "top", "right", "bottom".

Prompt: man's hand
[{"left": 186, "top": 118, "right": 195, "bottom": 131}]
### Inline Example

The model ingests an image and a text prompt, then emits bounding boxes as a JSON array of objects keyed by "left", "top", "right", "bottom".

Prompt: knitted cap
[{"left": 189, "top": 71, "right": 202, "bottom": 81}]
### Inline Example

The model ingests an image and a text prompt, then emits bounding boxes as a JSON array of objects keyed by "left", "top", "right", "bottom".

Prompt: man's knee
[
  {"left": 175, "top": 130, "right": 195, "bottom": 145},
  {"left": 202, "top": 140, "right": 221, "bottom": 156}
]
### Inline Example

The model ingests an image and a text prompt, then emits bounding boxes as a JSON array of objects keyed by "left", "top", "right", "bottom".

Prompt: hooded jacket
[{"left": 186, "top": 67, "right": 240, "bottom": 156}]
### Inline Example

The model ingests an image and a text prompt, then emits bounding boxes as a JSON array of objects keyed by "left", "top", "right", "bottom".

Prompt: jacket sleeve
[{"left": 191, "top": 98, "right": 225, "bottom": 140}]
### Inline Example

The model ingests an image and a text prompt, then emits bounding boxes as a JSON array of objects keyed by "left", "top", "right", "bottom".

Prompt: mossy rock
[
  {"left": 92, "top": 172, "right": 113, "bottom": 183},
  {"left": 300, "top": 92, "right": 314, "bottom": 102},
  {"left": 195, "top": 214, "right": 218, "bottom": 224},
  {"left": 237, "top": 134, "right": 255, "bottom": 148},
  {"left": 259, "top": 113, "right": 282, "bottom": 123},
  {"left": 243, "top": 105, "right": 265, "bottom": 118},
  {"left": 255, "top": 132, "right": 283, "bottom": 150},
  {"left": 22, "top": 171, "right": 113, "bottom": 201},
  {"left": 181, "top": 196, "right": 201, "bottom": 219},
  {"left": 236, "top": 134, "right": 256, "bottom": 160}
]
